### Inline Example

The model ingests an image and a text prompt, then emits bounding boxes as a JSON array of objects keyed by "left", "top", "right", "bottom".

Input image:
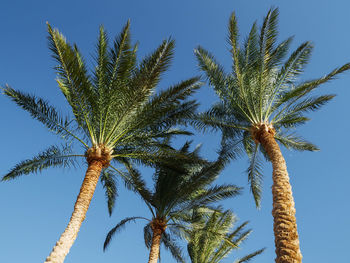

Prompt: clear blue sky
[{"left": 1, "top": 0, "right": 349, "bottom": 262}]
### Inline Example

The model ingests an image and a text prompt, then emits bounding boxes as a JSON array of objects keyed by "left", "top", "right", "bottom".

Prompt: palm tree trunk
[
  {"left": 259, "top": 128, "right": 302, "bottom": 263},
  {"left": 148, "top": 227, "right": 163, "bottom": 263},
  {"left": 44, "top": 159, "right": 103, "bottom": 263}
]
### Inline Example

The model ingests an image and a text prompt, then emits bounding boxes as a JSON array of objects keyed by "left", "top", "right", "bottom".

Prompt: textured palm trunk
[
  {"left": 259, "top": 127, "right": 302, "bottom": 263},
  {"left": 148, "top": 227, "right": 163, "bottom": 263},
  {"left": 44, "top": 159, "right": 103, "bottom": 263}
]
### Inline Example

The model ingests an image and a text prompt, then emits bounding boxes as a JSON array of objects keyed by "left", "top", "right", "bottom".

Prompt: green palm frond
[
  {"left": 100, "top": 168, "right": 118, "bottom": 216},
  {"left": 108, "top": 20, "right": 134, "bottom": 85},
  {"left": 104, "top": 39, "right": 175, "bottom": 140},
  {"left": 128, "top": 77, "right": 201, "bottom": 133},
  {"left": 133, "top": 38, "right": 174, "bottom": 88},
  {"left": 272, "top": 63, "right": 350, "bottom": 113},
  {"left": 161, "top": 232, "right": 185, "bottom": 263},
  {"left": 259, "top": 8, "right": 279, "bottom": 64},
  {"left": 93, "top": 25, "right": 109, "bottom": 94},
  {"left": 103, "top": 216, "right": 149, "bottom": 251},
  {"left": 143, "top": 223, "right": 153, "bottom": 249},
  {"left": 242, "top": 21, "right": 259, "bottom": 69},
  {"left": 2, "top": 144, "right": 82, "bottom": 181},
  {"left": 47, "top": 23, "right": 96, "bottom": 143},
  {"left": 186, "top": 185, "right": 241, "bottom": 210},
  {"left": 2, "top": 86, "right": 87, "bottom": 146},
  {"left": 191, "top": 106, "right": 248, "bottom": 133},
  {"left": 274, "top": 113, "right": 310, "bottom": 128},
  {"left": 194, "top": 47, "right": 228, "bottom": 101},
  {"left": 120, "top": 162, "right": 154, "bottom": 205},
  {"left": 275, "top": 132, "right": 319, "bottom": 151},
  {"left": 273, "top": 93, "right": 335, "bottom": 125},
  {"left": 233, "top": 249, "right": 265, "bottom": 263},
  {"left": 187, "top": 211, "right": 264, "bottom": 263},
  {"left": 246, "top": 143, "right": 264, "bottom": 208}
]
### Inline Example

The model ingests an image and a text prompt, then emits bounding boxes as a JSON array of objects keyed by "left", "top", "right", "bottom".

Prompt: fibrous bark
[
  {"left": 45, "top": 146, "right": 111, "bottom": 263},
  {"left": 148, "top": 218, "right": 167, "bottom": 263},
  {"left": 255, "top": 124, "right": 302, "bottom": 263}
]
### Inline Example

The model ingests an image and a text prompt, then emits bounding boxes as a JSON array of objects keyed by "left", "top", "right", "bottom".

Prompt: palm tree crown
[
  {"left": 2, "top": 21, "right": 201, "bottom": 263},
  {"left": 103, "top": 142, "right": 241, "bottom": 263},
  {"left": 3, "top": 21, "right": 200, "bottom": 180},
  {"left": 187, "top": 210, "right": 264, "bottom": 263},
  {"left": 194, "top": 8, "right": 350, "bottom": 206}
]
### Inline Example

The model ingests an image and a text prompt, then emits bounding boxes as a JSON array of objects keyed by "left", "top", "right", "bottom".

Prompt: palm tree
[
  {"left": 1, "top": 22, "right": 201, "bottom": 263},
  {"left": 103, "top": 142, "right": 241, "bottom": 263},
  {"left": 187, "top": 210, "right": 264, "bottom": 263},
  {"left": 193, "top": 8, "right": 350, "bottom": 263}
]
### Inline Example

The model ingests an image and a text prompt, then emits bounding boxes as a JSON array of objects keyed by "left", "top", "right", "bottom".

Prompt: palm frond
[
  {"left": 100, "top": 168, "right": 118, "bottom": 216},
  {"left": 162, "top": 231, "right": 185, "bottom": 263},
  {"left": 194, "top": 47, "right": 228, "bottom": 101},
  {"left": 187, "top": 211, "right": 263, "bottom": 263},
  {"left": 243, "top": 21, "right": 259, "bottom": 69},
  {"left": 186, "top": 185, "right": 241, "bottom": 210},
  {"left": 131, "top": 38, "right": 174, "bottom": 91},
  {"left": 259, "top": 8, "right": 279, "bottom": 70},
  {"left": 93, "top": 25, "right": 109, "bottom": 94},
  {"left": 274, "top": 113, "right": 310, "bottom": 128},
  {"left": 275, "top": 132, "right": 319, "bottom": 151},
  {"left": 116, "top": 159, "right": 154, "bottom": 204},
  {"left": 47, "top": 23, "right": 97, "bottom": 143},
  {"left": 264, "top": 41, "right": 313, "bottom": 119},
  {"left": 233, "top": 248, "right": 265, "bottom": 263},
  {"left": 246, "top": 143, "right": 264, "bottom": 208},
  {"left": 103, "top": 216, "right": 148, "bottom": 251},
  {"left": 2, "top": 86, "right": 87, "bottom": 147},
  {"left": 2, "top": 144, "right": 82, "bottom": 181},
  {"left": 273, "top": 62, "right": 350, "bottom": 112},
  {"left": 103, "top": 39, "right": 178, "bottom": 147},
  {"left": 143, "top": 223, "right": 153, "bottom": 249},
  {"left": 108, "top": 20, "right": 134, "bottom": 87}
]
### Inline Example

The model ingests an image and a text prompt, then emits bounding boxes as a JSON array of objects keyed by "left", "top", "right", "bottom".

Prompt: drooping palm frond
[
  {"left": 161, "top": 232, "right": 185, "bottom": 263},
  {"left": 100, "top": 168, "right": 118, "bottom": 216},
  {"left": 2, "top": 144, "right": 82, "bottom": 181},
  {"left": 103, "top": 216, "right": 150, "bottom": 251},
  {"left": 246, "top": 143, "right": 264, "bottom": 207},
  {"left": 194, "top": 7, "right": 350, "bottom": 207}
]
